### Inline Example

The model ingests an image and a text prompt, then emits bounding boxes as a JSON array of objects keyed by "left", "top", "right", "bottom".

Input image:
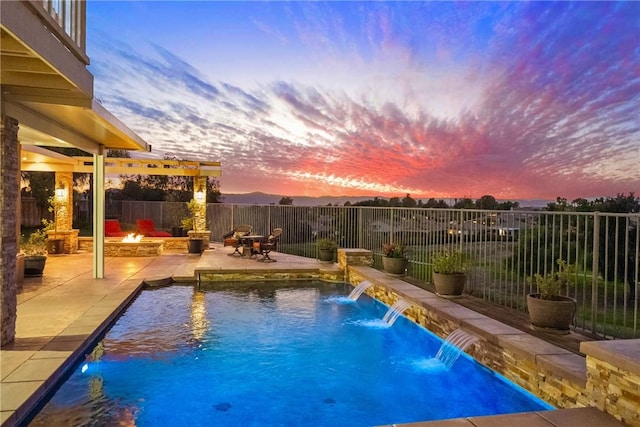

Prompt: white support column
[{"left": 92, "top": 147, "right": 105, "bottom": 278}]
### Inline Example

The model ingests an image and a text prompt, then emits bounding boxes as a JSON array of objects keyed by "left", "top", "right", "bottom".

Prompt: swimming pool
[{"left": 28, "top": 281, "right": 551, "bottom": 426}]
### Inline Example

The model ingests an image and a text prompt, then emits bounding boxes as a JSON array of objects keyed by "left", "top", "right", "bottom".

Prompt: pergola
[{"left": 20, "top": 144, "right": 222, "bottom": 278}]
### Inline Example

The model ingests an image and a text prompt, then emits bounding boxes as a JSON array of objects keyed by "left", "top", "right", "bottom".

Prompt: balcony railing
[
  {"left": 106, "top": 201, "right": 639, "bottom": 340},
  {"left": 32, "top": 0, "right": 86, "bottom": 60}
]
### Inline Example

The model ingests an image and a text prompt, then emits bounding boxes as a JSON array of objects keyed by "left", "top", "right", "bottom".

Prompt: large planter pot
[
  {"left": 187, "top": 239, "right": 204, "bottom": 254},
  {"left": 526, "top": 293, "right": 576, "bottom": 333},
  {"left": 24, "top": 255, "right": 47, "bottom": 277},
  {"left": 433, "top": 272, "right": 466, "bottom": 298},
  {"left": 318, "top": 249, "right": 335, "bottom": 262},
  {"left": 382, "top": 257, "right": 408, "bottom": 275},
  {"left": 46, "top": 238, "right": 65, "bottom": 255}
]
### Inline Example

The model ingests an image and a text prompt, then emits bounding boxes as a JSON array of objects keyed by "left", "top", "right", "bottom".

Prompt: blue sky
[{"left": 87, "top": 1, "right": 640, "bottom": 200}]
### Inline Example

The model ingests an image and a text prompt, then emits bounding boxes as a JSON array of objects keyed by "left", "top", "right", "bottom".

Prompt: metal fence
[{"left": 111, "top": 201, "right": 639, "bottom": 339}]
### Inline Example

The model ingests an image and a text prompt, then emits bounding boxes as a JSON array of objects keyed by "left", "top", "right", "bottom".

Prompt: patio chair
[
  {"left": 223, "top": 224, "right": 253, "bottom": 255},
  {"left": 256, "top": 228, "right": 282, "bottom": 262},
  {"left": 105, "top": 219, "right": 129, "bottom": 237},
  {"left": 136, "top": 219, "right": 172, "bottom": 237}
]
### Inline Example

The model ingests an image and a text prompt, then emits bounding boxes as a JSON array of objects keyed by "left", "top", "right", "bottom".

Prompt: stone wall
[
  {"left": 582, "top": 340, "right": 640, "bottom": 426},
  {"left": 104, "top": 240, "right": 164, "bottom": 257},
  {"left": 337, "top": 248, "right": 373, "bottom": 271},
  {"left": 79, "top": 237, "right": 200, "bottom": 252},
  {"left": 1, "top": 115, "right": 19, "bottom": 346},
  {"left": 47, "top": 229, "right": 79, "bottom": 254},
  {"left": 198, "top": 270, "right": 343, "bottom": 283}
]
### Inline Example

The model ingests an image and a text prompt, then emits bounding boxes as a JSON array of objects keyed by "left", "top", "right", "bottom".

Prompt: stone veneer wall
[
  {"left": 104, "top": 240, "right": 164, "bottom": 257},
  {"left": 340, "top": 249, "right": 640, "bottom": 426},
  {"left": 79, "top": 237, "right": 202, "bottom": 252},
  {"left": 1, "top": 115, "right": 19, "bottom": 346},
  {"left": 337, "top": 248, "right": 373, "bottom": 271},
  {"left": 47, "top": 229, "right": 79, "bottom": 254},
  {"left": 198, "top": 270, "right": 344, "bottom": 283},
  {"left": 582, "top": 340, "right": 640, "bottom": 426}
]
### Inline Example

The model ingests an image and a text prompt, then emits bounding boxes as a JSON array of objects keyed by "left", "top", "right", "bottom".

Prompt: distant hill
[
  {"left": 220, "top": 192, "right": 377, "bottom": 206},
  {"left": 220, "top": 192, "right": 551, "bottom": 208}
]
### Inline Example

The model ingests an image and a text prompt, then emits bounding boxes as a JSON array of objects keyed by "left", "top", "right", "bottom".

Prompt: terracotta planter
[
  {"left": 318, "top": 249, "right": 334, "bottom": 262},
  {"left": 526, "top": 293, "right": 576, "bottom": 333},
  {"left": 382, "top": 257, "right": 408, "bottom": 275},
  {"left": 433, "top": 272, "right": 466, "bottom": 298}
]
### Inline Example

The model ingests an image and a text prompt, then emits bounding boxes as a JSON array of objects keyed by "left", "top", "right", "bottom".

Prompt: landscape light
[
  {"left": 55, "top": 183, "right": 66, "bottom": 199},
  {"left": 195, "top": 184, "right": 205, "bottom": 201}
]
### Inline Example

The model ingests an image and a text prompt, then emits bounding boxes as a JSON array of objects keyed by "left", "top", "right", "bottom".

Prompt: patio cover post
[{"left": 92, "top": 149, "right": 105, "bottom": 278}]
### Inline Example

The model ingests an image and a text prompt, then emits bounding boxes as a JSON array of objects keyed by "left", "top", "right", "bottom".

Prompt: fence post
[
  {"left": 231, "top": 204, "right": 234, "bottom": 228},
  {"left": 358, "top": 207, "right": 363, "bottom": 249},
  {"left": 591, "top": 211, "right": 600, "bottom": 334}
]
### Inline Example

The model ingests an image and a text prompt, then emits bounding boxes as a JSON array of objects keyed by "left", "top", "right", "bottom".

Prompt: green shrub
[{"left": 432, "top": 249, "right": 468, "bottom": 274}]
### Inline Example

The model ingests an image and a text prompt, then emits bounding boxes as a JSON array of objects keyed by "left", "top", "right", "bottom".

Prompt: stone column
[
  {"left": 193, "top": 176, "right": 207, "bottom": 232},
  {"left": 1, "top": 114, "right": 19, "bottom": 346},
  {"left": 49, "top": 171, "right": 78, "bottom": 254},
  {"left": 54, "top": 171, "right": 73, "bottom": 231}
]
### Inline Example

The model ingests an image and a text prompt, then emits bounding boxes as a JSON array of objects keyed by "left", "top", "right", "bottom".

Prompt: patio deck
[{"left": 0, "top": 245, "right": 626, "bottom": 427}]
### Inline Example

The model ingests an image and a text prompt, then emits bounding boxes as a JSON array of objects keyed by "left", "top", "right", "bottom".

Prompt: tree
[
  {"left": 107, "top": 149, "right": 131, "bottom": 158},
  {"left": 21, "top": 172, "right": 54, "bottom": 208},
  {"left": 595, "top": 193, "right": 639, "bottom": 301},
  {"left": 498, "top": 200, "right": 519, "bottom": 210},
  {"left": 388, "top": 197, "right": 401, "bottom": 207},
  {"left": 279, "top": 196, "right": 293, "bottom": 205},
  {"left": 424, "top": 198, "right": 449, "bottom": 208},
  {"left": 476, "top": 195, "right": 498, "bottom": 210},
  {"left": 546, "top": 197, "right": 570, "bottom": 211},
  {"left": 453, "top": 198, "right": 475, "bottom": 209},
  {"left": 402, "top": 194, "right": 417, "bottom": 208}
]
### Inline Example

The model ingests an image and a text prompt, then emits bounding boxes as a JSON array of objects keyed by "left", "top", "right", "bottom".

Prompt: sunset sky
[{"left": 87, "top": 1, "right": 639, "bottom": 201}]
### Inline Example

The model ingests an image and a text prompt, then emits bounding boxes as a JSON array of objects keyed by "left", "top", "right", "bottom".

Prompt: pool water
[{"left": 29, "top": 282, "right": 551, "bottom": 426}]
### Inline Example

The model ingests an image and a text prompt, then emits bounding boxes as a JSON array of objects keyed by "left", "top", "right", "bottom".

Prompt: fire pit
[{"left": 105, "top": 234, "right": 164, "bottom": 257}]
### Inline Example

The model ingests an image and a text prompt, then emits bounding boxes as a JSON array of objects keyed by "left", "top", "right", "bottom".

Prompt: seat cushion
[
  {"left": 105, "top": 220, "right": 129, "bottom": 237},
  {"left": 224, "top": 238, "right": 238, "bottom": 247}
]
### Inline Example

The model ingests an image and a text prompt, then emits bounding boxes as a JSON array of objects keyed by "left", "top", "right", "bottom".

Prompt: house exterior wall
[{"left": 1, "top": 115, "right": 19, "bottom": 346}]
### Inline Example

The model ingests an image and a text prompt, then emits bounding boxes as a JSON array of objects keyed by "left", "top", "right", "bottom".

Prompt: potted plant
[
  {"left": 431, "top": 249, "right": 468, "bottom": 298},
  {"left": 317, "top": 238, "right": 337, "bottom": 262},
  {"left": 22, "top": 228, "right": 48, "bottom": 276},
  {"left": 382, "top": 242, "right": 408, "bottom": 275},
  {"left": 526, "top": 259, "right": 577, "bottom": 333},
  {"left": 183, "top": 199, "right": 204, "bottom": 253}
]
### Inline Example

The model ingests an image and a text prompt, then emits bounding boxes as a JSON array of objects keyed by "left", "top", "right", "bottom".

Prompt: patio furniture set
[{"left": 223, "top": 225, "right": 282, "bottom": 262}]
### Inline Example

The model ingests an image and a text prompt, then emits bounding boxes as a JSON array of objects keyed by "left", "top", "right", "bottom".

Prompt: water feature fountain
[
  {"left": 381, "top": 299, "right": 412, "bottom": 326},
  {"left": 348, "top": 280, "right": 374, "bottom": 301},
  {"left": 435, "top": 329, "right": 479, "bottom": 369}
]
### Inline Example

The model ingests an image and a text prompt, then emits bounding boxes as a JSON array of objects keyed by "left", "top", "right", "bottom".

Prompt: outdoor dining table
[{"left": 238, "top": 235, "right": 264, "bottom": 257}]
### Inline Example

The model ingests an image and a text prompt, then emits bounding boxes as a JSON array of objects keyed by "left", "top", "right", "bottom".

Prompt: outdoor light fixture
[
  {"left": 194, "top": 185, "right": 205, "bottom": 201},
  {"left": 55, "top": 183, "right": 66, "bottom": 199}
]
